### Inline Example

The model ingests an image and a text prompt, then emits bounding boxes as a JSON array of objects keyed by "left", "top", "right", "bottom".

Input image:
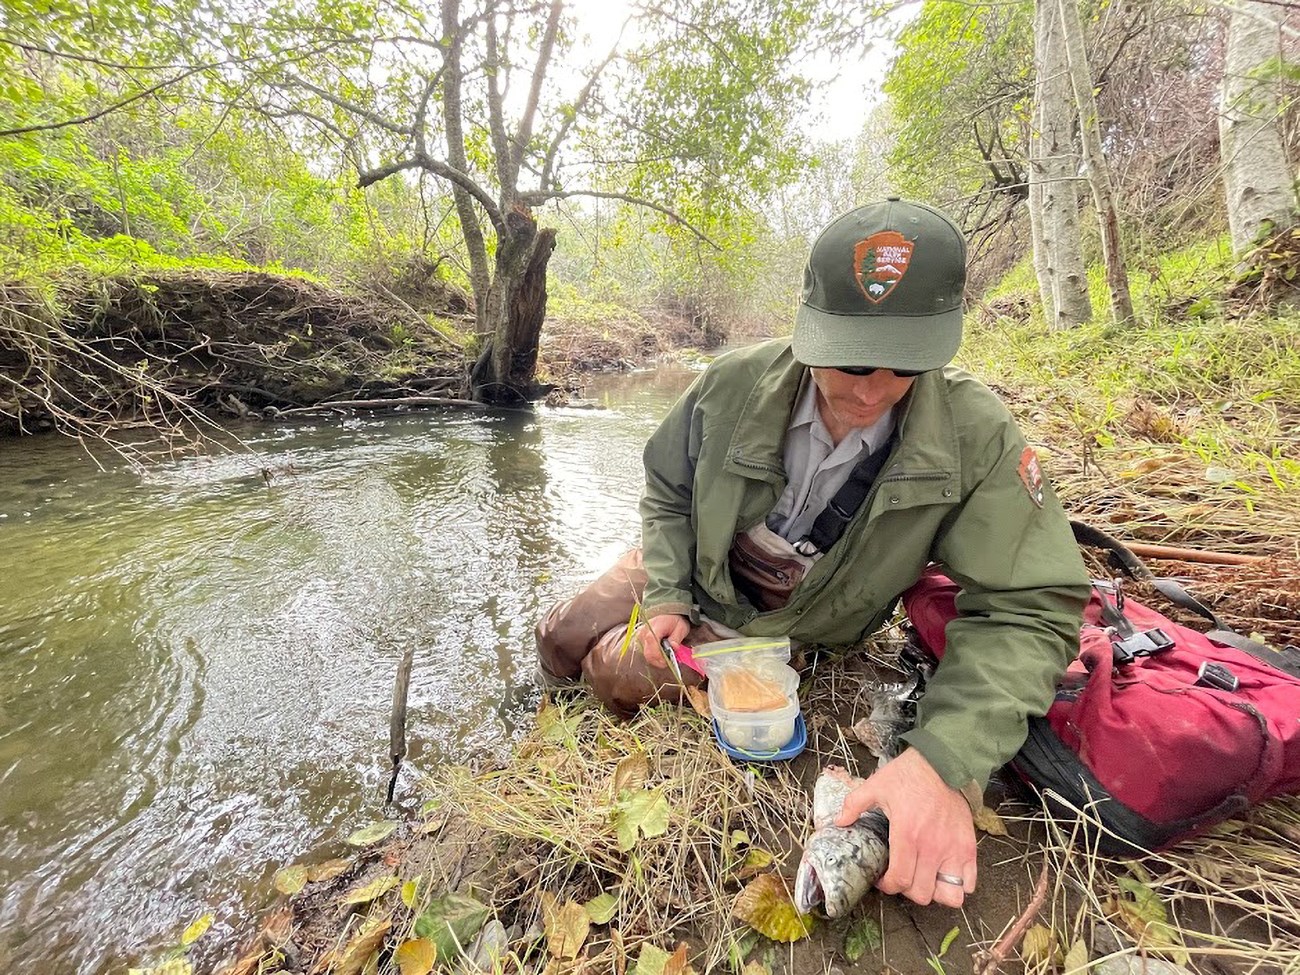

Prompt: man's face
[{"left": 810, "top": 367, "right": 916, "bottom": 432}]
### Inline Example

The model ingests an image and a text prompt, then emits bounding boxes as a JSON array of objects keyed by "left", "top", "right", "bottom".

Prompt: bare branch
[
  {"left": 484, "top": 15, "right": 516, "bottom": 190},
  {"left": 411, "top": 71, "right": 444, "bottom": 157},
  {"left": 540, "top": 31, "right": 627, "bottom": 191},
  {"left": 510, "top": 0, "right": 563, "bottom": 188},
  {"left": 0, "top": 62, "right": 212, "bottom": 136},
  {"left": 357, "top": 152, "right": 505, "bottom": 232},
  {"left": 276, "top": 74, "right": 412, "bottom": 138},
  {"left": 521, "top": 188, "right": 720, "bottom": 248}
]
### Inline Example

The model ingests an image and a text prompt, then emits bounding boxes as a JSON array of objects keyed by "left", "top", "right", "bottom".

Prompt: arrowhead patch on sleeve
[{"left": 1018, "top": 447, "right": 1045, "bottom": 508}]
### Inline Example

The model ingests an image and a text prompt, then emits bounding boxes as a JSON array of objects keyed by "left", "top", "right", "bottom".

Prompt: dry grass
[{"left": 415, "top": 696, "right": 814, "bottom": 973}]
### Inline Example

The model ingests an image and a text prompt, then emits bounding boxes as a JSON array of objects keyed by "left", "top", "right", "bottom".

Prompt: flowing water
[{"left": 0, "top": 363, "right": 700, "bottom": 974}]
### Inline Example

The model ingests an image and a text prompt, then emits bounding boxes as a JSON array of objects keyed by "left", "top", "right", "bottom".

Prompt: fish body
[{"left": 793, "top": 767, "right": 890, "bottom": 918}]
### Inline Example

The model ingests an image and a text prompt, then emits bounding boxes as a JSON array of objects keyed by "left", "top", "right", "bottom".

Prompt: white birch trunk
[
  {"left": 1031, "top": 0, "right": 1091, "bottom": 329},
  {"left": 1058, "top": 0, "right": 1135, "bottom": 323},
  {"left": 1220, "top": 0, "right": 1297, "bottom": 254}
]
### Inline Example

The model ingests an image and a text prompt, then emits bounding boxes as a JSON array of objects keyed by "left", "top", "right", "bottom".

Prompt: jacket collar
[{"left": 725, "top": 340, "right": 962, "bottom": 486}]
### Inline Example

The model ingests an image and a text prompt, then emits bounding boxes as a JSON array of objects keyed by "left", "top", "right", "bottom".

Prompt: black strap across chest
[{"left": 794, "top": 434, "right": 897, "bottom": 556}]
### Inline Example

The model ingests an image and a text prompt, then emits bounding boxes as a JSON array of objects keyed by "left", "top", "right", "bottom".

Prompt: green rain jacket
[{"left": 639, "top": 338, "right": 1090, "bottom": 796}]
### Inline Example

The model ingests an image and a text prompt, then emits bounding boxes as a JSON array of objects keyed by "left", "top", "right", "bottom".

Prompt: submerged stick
[
  {"left": 386, "top": 642, "right": 417, "bottom": 805},
  {"left": 279, "top": 395, "right": 490, "bottom": 416}
]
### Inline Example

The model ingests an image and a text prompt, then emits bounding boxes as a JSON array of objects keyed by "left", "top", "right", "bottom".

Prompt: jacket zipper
[{"left": 878, "top": 471, "right": 950, "bottom": 484}]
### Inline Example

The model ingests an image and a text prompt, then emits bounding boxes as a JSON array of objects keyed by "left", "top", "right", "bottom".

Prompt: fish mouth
[{"left": 794, "top": 857, "right": 823, "bottom": 915}]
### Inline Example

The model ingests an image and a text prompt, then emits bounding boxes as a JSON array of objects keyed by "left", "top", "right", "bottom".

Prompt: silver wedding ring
[{"left": 936, "top": 871, "right": 964, "bottom": 886}]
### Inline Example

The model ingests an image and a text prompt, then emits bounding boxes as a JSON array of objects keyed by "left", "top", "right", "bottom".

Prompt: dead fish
[
  {"left": 793, "top": 766, "right": 890, "bottom": 918},
  {"left": 849, "top": 676, "right": 919, "bottom": 764}
]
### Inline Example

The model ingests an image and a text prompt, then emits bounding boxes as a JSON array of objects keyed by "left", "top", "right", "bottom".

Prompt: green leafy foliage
[
  {"left": 611, "top": 786, "right": 671, "bottom": 851},
  {"left": 412, "top": 893, "right": 491, "bottom": 965},
  {"left": 843, "top": 916, "right": 882, "bottom": 962},
  {"left": 884, "top": 0, "right": 1031, "bottom": 202}
]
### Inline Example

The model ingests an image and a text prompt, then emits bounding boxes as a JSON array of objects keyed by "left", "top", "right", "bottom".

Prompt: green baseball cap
[{"left": 793, "top": 198, "right": 967, "bottom": 371}]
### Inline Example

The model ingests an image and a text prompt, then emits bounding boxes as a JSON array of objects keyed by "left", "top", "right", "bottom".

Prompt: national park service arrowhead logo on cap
[
  {"left": 793, "top": 198, "right": 967, "bottom": 371},
  {"left": 853, "top": 231, "right": 914, "bottom": 304}
]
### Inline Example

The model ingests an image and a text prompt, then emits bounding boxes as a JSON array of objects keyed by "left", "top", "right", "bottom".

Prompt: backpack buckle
[{"left": 1111, "top": 627, "right": 1175, "bottom": 665}]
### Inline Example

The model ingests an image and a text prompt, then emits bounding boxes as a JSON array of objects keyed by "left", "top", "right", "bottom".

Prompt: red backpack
[{"left": 902, "top": 525, "right": 1300, "bottom": 854}]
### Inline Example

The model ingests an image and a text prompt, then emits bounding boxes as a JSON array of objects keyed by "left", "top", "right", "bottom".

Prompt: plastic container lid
[{"left": 712, "top": 712, "right": 807, "bottom": 762}]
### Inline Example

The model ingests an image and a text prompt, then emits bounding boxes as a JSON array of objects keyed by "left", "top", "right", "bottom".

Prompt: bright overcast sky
[{"left": 562, "top": 0, "right": 895, "bottom": 145}]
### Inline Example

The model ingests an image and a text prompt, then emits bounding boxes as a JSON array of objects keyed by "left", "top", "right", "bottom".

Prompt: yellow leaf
[
  {"left": 307, "top": 858, "right": 352, "bottom": 883},
  {"left": 340, "top": 875, "right": 401, "bottom": 906},
  {"left": 631, "top": 944, "right": 670, "bottom": 975},
  {"left": 1062, "top": 939, "right": 1088, "bottom": 974},
  {"left": 613, "top": 752, "right": 650, "bottom": 795},
  {"left": 732, "top": 874, "right": 814, "bottom": 943},
  {"left": 328, "top": 919, "right": 392, "bottom": 975},
  {"left": 741, "top": 964, "right": 770, "bottom": 975},
  {"left": 395, "top": 938, "right": 436, "bottom": 975},
  {"left": 129, "top": 962, "right": 192, "bottom": 975},
  {"left": 402, "top": 876, "right": 422, "bottom": 909},
  {"left": 541, "top": 891, "right": 591, "bottom": 960},
  {"left": 181, "top": 914, "right": 213, "bottom": 946},
  {"left": 684, "top": 685, "right": 711, "bottom": 718},
  {"left": 346, "top": 821, "right": 398, "bottom": 846},
  {"left": 663, "top": 942, "right": 696, "bottom": 975},
  {"left": 1021, "top": 924, "right": 1054, "bottom": 966},
  {"left": 274, "top": 864, "right": 309, "bottom": 895},
  {"left": 973, "top": 805, "right": 1009, "bottom": 836},
  {"left": 584, "top": 891, "right": 619, "bottom": 924},
  {"left": 735, "top": 847, "right": 775, "bottom": 880}
]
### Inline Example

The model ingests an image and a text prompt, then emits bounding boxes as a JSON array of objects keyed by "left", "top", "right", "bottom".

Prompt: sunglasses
[{"left": 833, "top": 366, "right": 928, "bottom": 378}]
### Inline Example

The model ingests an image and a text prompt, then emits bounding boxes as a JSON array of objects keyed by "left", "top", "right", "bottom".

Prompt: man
[{"left": 536, "top": 199, "right": 1089, "bottom": 910}]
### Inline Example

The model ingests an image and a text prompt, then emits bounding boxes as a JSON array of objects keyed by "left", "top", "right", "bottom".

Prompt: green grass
[{"left": 966, "top": 236, "right": 1300, "bottom": 546}]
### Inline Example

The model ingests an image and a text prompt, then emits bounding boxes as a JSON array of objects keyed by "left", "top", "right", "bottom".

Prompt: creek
[{"left": 0, "top": 362, "right": 699, "bottom": 973}]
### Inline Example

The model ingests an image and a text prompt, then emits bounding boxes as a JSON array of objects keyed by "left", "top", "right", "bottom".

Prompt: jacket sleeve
[
  {"left": 638, "top": 373, "right": 707, "bottom": 620},
  {"left": 899, "top": 426, "right": 1090, "bottom": 799}
]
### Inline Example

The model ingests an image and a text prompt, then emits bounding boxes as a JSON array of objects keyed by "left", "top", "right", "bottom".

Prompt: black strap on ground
[
  {"left": 799, "top": 434, "right": 897, "bottom": 555},
  {"left": 1070, "top": 518, "right": 1300, "bottom": 679}
]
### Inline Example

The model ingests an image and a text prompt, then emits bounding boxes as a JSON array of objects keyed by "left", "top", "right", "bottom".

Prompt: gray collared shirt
[{"left": 766, "top": 374, "right": 896, "bottom": 543}]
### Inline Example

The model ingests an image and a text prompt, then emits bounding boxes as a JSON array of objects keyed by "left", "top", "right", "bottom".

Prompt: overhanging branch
[
  {"left": 521, "top": 189, "right": 720, "bottom": 248},
  {"left": 358, "top": 154, "right": 504, "bottom": 234}
]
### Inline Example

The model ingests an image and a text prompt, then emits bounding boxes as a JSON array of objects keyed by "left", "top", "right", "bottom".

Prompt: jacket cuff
[
  {"left": 641, "top": 600, "right": 694, "bottom": 621},
  {"left": 899, "top": 727, "right": 984, "bottom": 812}
]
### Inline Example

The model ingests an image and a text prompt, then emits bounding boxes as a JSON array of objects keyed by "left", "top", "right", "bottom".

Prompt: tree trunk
[
  {"left": 1220, "top": 0, "right": 1297, "bottom": 254},
  {"left": 1058, "top": 0, "right": 1134, "bottom": 323},
  {"left": 470, "top": 204, "right": 557, "bottom": 404},
  {"left": 441, "top": 0, "right": 493, "bottom": 333},
  {"left": 1031, "top": 0, "right": 1092, "bottom": 330},
  {"left": 1027, "top": 97, "right": 1054, "bottom": 324}
]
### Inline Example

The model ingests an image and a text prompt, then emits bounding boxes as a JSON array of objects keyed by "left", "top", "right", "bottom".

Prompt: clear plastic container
[{"left": 708, "top": 662, "right": 801, "bottom": 754}]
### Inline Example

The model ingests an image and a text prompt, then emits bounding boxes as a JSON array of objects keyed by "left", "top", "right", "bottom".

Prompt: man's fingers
[
  {"left": 906, "top": 852, "right": 942, "bottom": 907},
  {"left": 931, "top": 852, "right": 977, "bottom": 908},
  {"left": 875, "top": 830, "right": 915, "bottom": 896},
  {"left": 834, "top": 783, "right": 882, "bottom": 827}
]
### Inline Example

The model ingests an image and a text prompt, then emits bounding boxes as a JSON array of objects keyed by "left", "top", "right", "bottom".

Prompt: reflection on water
[{"left": 0, "top": 362, "right": 699, "bottom": 974}]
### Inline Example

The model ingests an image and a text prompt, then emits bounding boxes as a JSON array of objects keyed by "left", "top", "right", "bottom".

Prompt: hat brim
[{"left": 792, "top": 304, "right": 962, "bottom": 371}]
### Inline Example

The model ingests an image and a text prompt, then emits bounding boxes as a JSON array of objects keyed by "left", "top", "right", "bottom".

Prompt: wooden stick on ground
[
  {"left": 975, "top": 857, "right": 1051, "bottom": 975},
  {"left": 1124, "top": 542, "right": 1264, "bottom": 565}
]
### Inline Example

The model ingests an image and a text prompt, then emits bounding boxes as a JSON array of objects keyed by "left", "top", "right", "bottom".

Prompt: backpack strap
[
  {"left": 794, "top": 433, "right": 897, "bottom": 557},
  {"left": 1070, "top": 519, "right": 1300, "bottom": 679}
]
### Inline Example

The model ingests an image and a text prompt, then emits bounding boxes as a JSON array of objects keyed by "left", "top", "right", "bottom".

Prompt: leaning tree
[{"left": 242, "top": 0, "right": 870, "bottom": 404}]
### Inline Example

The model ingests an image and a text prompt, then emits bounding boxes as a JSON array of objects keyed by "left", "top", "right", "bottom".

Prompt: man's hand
[
  {"left": 834, "top": 748, "right": 977, "bottom": 908},
  {"left": 639, "top": 613, "right": 690, "bottom": 668}
]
